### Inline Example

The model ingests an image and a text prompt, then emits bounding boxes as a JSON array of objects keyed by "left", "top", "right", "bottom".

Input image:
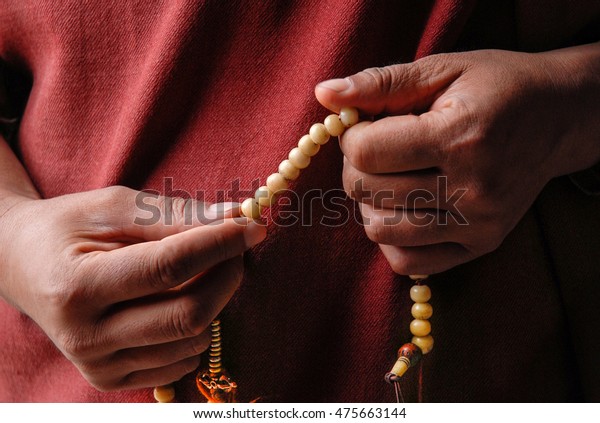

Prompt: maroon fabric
[{"left": 0, "top": 0, "right": 599, "bottom": 402}]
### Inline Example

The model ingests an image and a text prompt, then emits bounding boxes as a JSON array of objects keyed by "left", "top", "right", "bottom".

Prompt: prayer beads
[
  {"left": 386, "top": 275, "right": 434, "bottom": 390},
  {"left": 239, "top": 107, "right": 359, "bottom": 219},
  {"left": 153, "top": 384, "right": 175, "bottom": 403}
]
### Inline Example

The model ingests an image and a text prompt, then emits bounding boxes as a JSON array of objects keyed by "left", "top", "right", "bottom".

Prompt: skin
[
  {"left": 316, "top": 43, "right": 600, "bottom": 275},
  {"left": 0, "top": 143, "right": 267, "bottom": 390},
  {"left": 0, "top": 43, "right": 598, "bottom": 392}
]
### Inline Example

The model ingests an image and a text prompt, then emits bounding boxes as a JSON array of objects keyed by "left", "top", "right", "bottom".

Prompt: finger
[
  {"left": 78, "top": 186, "right": 240, "bottom": 242},
  {"left": 102, "top": 257, "right": 243, "bottom": 350},
  {"left": 379, "top": 243, "right": 473, "bottom": 275},
  {"left": 89, "top": 217, "right": 263, "bottom": 303},
  {"left": 359, "top": 202, "right": 464, "bottom": 247},
  {"left": 339, "top": 112, "right": 452, "bottom": 173},
  {"left": 77, "top": 331, "right": 211, "bottom": 388},
  {"left": 315, "top": 56, "right": 463, "bottom": 115},
  {"left": 343, "top": 157, "right": 440, "bottom": 208},
  {"left": 110, "top": 331, "right": 211, "bottom": 376},
  {"left": 119, "top": 355, "right": 202, "bottom": 390}
]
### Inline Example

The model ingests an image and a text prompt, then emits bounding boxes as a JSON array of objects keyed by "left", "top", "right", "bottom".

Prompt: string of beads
[
  {"left": 239, "top": 107, "right": 359, "bottom": 219},
  {"left": 153, "top": 107, "right": 359, "bottom": 403},
  {"left": 385, "top": 274, "right": 433, "bottom": 402}
]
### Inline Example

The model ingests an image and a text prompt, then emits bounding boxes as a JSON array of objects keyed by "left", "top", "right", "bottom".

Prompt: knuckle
[
  {"left": 89, "top": 376, "right": 120, "bottom": 392},
  {"left": 362, "top": 66, "right": 396, "bottom": 95},
  {"left": 191, "top": 333, "right": 212, "bottom": 355},
  {"left": 151, "top": 245, "right": 185, "bottom": 289},
  {"left": 58, "top": 330, "right": 95, "bottom": 360},
  {"left": 43, "top": 275, "right": 90, "bottom": 321},
  {"left": 387, "top": 251, "right": 413, "bottom": 275},
  {"left": 166, "top": 196, "right": 193, "bottom": 227},
  {"left": 208, "top": 230, "right": 233, "bottom": 263},
  {"left": 364, "top": 216, "right": 389, "bottom": 244},
  {"left": 364, "top": 212, "right": 404, "bottom": 245},
  {"left": 342, "top": 171, "right": 360, "bottom": 202},
  {"left": 102, "top": 185, "right": 133, "bottom": 205},
  {"left": 346, "top": 135, "right": 372, "bottom": 173},
  {"left": 386, "top": 249, "right": 428, "bottom": 275},
  {"left": 180, "top": 355, "right": 202, "bottom": 375},
  {"left": 171, "top": 298, "right": 210, "bottom": 339}
]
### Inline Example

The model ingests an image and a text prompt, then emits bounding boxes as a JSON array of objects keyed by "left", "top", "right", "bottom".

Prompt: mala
[
  {"left": 153, "top": 107, "right": 433, "bottom": 402},
  {"left": 384, "top": 275, "right": 433, "bottom": 403}
]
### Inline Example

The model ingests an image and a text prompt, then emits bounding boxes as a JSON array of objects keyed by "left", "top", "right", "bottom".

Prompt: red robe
[{"left": 0, "top": 0, "right": 599, "bottom": 402}]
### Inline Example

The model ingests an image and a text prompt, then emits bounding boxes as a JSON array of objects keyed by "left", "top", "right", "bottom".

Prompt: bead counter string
[
  {"left": 384, "top": 275, "right": 433, "bottom": 403},
  {"left": 153, "top": 107, "right": 432, "bottom": 403}
]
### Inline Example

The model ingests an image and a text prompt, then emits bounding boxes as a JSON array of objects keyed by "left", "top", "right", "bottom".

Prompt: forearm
[{"left": 0, "top": 136, "right": 40, "bottom": 216}]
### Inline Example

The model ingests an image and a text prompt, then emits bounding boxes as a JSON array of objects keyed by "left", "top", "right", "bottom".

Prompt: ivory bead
[
  {"left": 339, "top": 106, "right": 359, "bottom": 127},
  {"left": 410, "top": 319, "right": 431, "bottom": 337},
  {"left": 255, "top": 186, "right": 275, "bottom": 207},
  {"left": 309, "top": 123, "right": 330, "bottom": 145},
  {"left": 410, "top": 285, "right": 431, "bottom": 303},
  {"left": 266, "top": 172, "right": 289, "bottom": 194},
  {"left": 288, "top": 147, "right": 311, "bottom": 169},
  {"left": 324, "top": 114, "right": 345, "bottom": 137},
  {"left": 241, "top": 198, "right": 261, "bottom": 219},
  {"left": 412, "top": 335, "right": 434, "bottom": 354},
  {"left": 298, "top": 134, "right": 320, "bottom": 157},
  {"left": 411, "top": 302, "right": 433, "bottom": 320},
  {"left": 278, "top": 159, "right": 300, "bottom": 180},
  {"left": 409, "top": 274, "right": 429, "bottom": 281},
  {"left": 154, "top": 384, "right": 175, "bottom": 403}
]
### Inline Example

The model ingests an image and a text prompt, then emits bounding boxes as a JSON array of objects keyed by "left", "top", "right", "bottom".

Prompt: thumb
[{"left": 315, "top": 55, "right": 462, "bottom": 116}]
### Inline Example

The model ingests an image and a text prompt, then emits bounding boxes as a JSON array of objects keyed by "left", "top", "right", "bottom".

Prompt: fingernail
[
  {"left": 243, "top": 221, "right": 267, "bottom": 248},
  {"left": 317, "top": 78, "right": 351, "bottom": 93},
  {"left": 206, "top": 202, "right": 239, "bottom": 219}
]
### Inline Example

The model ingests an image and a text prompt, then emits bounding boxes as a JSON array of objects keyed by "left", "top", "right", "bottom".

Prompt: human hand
[
  {"left": 0, "top": 186, "right": 266, "bottom": 391},
  {"left": 316, "top": 46, "right": 600, "bottom": 274}
]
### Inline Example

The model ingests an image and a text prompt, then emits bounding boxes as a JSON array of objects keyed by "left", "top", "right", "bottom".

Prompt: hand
[
  {"left": 316, "top": 45, "right": 600, "bottom": 275},
  {"left": 0, "top": 186, "right": 266, "bottom": 391}
]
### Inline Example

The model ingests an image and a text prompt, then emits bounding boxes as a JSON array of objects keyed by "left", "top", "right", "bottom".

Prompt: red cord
[{"left": 417, "top": 361, "right": 424, "bottom": 403}]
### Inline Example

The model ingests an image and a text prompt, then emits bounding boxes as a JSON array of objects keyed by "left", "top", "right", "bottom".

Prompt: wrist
[{"left": 540, "top": 42, "right": 600, "bottom": 176}]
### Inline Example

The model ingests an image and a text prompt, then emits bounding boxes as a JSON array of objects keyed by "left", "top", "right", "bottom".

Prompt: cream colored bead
[
  {"left": 324, "top": 114, "right": 345, "bottom": 137},
  {"left": 412, "top": 335, "right": 434, "bottom": 354},
  {"left": 154, "top": 384, "right": 175, "bottom": 403},
  {"left": 278, "top": 159, "right": 300, "bottom": 181},
  {"left": 390, "top": 357, "right": 410, "bottom": 378},
  {"left": 266, "top": 172, "right": 289, "bottom": 194},
  {"left": 410, "top": 319, "right": 431, "bottom": 337},
  {"left": 410, "top": 285, "right": 431, "bottom": 303},
  {"left": 241, "top": 198, "right": 261, "bottom": 219},
  {"left": 339, "top": 106, "right": 359, "bottom": 127},
  {"left": 411, "top": 302, "right": 433, "bottom": 320},
  {"left": 309, "top": 123, "right": 330, "bottom": 145},
  {"left": 298, "top": 134, "right": 320, "bottom": 157},
  {"left": 255, "top": 186, "right": 275, "bottom": 207},
  {"left": 409, "top": 274, "right": 429, "bottom": 281},
  {"left": 288, "top": 147, "right": 310, "bottom": 169}
]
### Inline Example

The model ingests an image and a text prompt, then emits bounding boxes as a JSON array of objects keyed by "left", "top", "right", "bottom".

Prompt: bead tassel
[{"left": 385, "top": 275, "right": 433, "bottom": 403}]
